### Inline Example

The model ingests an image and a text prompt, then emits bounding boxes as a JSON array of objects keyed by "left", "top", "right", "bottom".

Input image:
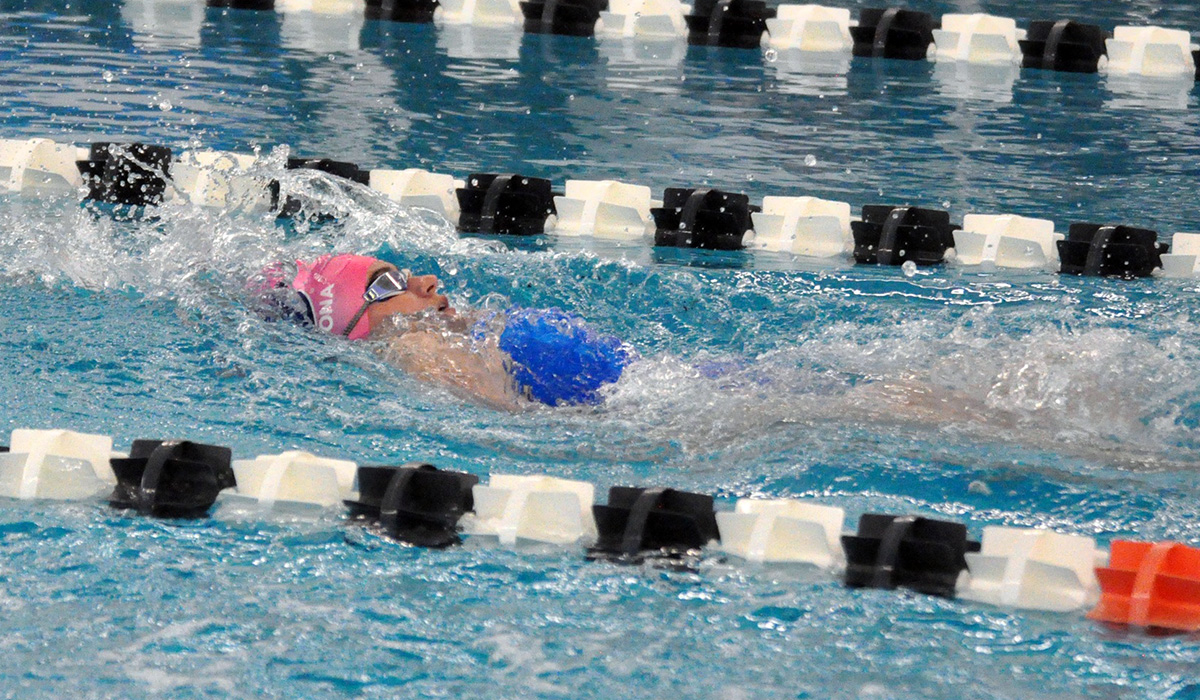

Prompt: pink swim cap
[{"left": 291, "top": 254, "right": 382, "bottom": 340}]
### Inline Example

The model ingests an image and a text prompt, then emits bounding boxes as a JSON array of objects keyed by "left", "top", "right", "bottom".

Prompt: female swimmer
[{"left": 262, "top": 254, "right": 634, "bottom": 410}]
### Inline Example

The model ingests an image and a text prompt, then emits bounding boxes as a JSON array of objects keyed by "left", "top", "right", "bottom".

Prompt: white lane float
[
  {"left": 953, "top": 213, "right": 1062, "bottom": 269},
  {"left": 549, "top": 180, "right": 656, "bottom": 239},
  {"left": 933, "top": 14, "right": 1024, "bottom": 64},
  {"left": 765, "top": 5, "right": 854, "bottom": 53},
  {"left": 369, "top": 168, "right": 465, "bottom": 222},
  {"left": 460, "top": 474, "right": 598, "bottom": 545},
  {"left": 225, "top": 451, "right": 359, "bottom": 509},
  {"left": 749, "top": 195, "right": 853, "bottom": 256},
  {"left": 1160, "top": 232, "right": 1200, "bottom": 278},
  {"left": 0, "top": 138, "right": 88, "bottom": 194},
  {"left": 168, "top": 150, "right": 273, "bottom": 212},
  {"left": 597, "top": 0, "right": 690, "bottom": 38},
  {"left": 1104, "top": 26, "right": 1198, "bottom": 78},
  {"left": 958, "top": 526, "right": 1105, "bottom": 611},
  {"left": 0, "top": 429, "right": 118, "bottom": 500},
  {"left": 716, "top": 498, "right": 845, "bottom": 566}
]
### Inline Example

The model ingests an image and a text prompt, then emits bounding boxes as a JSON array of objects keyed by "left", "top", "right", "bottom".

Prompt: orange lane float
[{"left": 1089, "top": 540, "right": 1200, "bottom": 632}]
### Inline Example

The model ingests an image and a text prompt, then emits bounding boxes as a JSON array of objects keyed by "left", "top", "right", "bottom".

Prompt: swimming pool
[{"left": 2, "top": 0, "right": 1200, "bottom": 697}]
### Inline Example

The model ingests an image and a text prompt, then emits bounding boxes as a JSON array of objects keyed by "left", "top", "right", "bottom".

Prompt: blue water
[{"left": 2, "top": 1, "right": 1200, "bottom": 697}]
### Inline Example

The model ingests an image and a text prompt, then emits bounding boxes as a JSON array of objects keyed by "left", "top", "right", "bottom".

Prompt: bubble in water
[
  {"left": 968, "top": 480, "right": 992, "bottom": 495},
  {"left": 901, "top": 261, "right": 917, "bottom": 277},
  {"left": 763, "top": 48, "right": 778, "bottom": 63},
  {"left": 158, "top": 100, "right": 173, "bottom": 112},
  {"left": 804, "top": 154, "right": 817, "bottom": 167},
  {"left": 942, "top": 201, "right": 951, "bottom": 209},
  {"left": 102, "top": 70, "right": 114, "bottom": 83}
]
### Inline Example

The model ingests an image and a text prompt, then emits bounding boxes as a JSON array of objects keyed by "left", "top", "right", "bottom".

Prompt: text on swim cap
[{"left": 318, "top": 283, "right": 335, "bottom": 331}]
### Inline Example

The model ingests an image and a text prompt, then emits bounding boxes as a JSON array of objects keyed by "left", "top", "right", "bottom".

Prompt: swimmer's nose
[{"left": 407, "top": 274, "right": 440, "bottom": 298}]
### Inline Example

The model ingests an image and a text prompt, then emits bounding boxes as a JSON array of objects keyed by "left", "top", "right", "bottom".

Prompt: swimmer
[{"left": 258, "top": 254, "right": 634, "bottom": 410}]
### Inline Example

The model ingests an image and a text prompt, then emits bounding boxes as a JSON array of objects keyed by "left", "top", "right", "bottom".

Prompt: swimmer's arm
[{"left": 382, "top": 330, "right": 524, "bottom": 411}]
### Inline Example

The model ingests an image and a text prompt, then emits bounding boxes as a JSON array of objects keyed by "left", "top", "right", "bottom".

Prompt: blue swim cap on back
[{"left": 498, "top": 308, "right": 634, "bottom": 406}]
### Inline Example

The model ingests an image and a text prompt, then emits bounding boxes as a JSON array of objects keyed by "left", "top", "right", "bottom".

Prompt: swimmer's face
[{"left": 364, "top": 262, "right": 453, "bottom": 326}]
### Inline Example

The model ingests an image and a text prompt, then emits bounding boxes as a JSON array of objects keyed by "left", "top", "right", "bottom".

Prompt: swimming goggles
[{"left": 342, "top": 268, "right": 411, "bottom": 337}]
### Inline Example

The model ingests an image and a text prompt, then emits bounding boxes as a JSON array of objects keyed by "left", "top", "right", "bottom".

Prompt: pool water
[{"left": 2, "top": 1, "right": 1200, "bottom": 697}]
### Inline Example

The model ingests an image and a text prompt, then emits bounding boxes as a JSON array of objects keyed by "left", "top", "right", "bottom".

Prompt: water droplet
[
  {"left": 941, "top": 201, "right": 951, "bottom": 209},
  {"left": 102, "top": 70, "right": 114, "bottom": 82},
  {"left": 158, "top": 100, "right": 173, "bottom": 112},
  {"left": 261, "top": 85, "right": 269, "bottom": 93},
  {"left": 968, "top": 480, "right": 992, "bottom": 495},
  {"left": 804, "top": 154, "right": 817, "bottom": 167},
  {"left": 901, "top": 261, "right": 918, "bottom": 277},
  {"left": 763, "top": 48, "right": 778, "bottom": 63}
]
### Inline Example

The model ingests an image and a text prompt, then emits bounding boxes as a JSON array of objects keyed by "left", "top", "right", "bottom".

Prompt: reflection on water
[
  {"left": 1104, "top": 73, "right": 1197, "bottom": 111},
  {"left": 279, "top": 6, "right": 365, "bottom": 53},
  {"left": 121, "top": 0, "right": 204, "bottom": 47},
  {"left": 932, "top": 59, "right": 1019, "bottom": 104},
  {"left": 766, "top": 49, "right": 851, "bottom": 97},
  {"left": 597, "top": 36, "right": 687, "bottom": 77},
  {"left": 436, "top": 23, "right": 522, "bottom": 60}
]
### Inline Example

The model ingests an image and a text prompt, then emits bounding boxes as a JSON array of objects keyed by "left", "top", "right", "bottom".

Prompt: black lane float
[
  {"left": 77, "top": 142, "right": 173, "bottom": 207},
  {"left": 364, "top": 0, "right": 441, "bottom": 23},
  {"left": 520, "top": 0, "right": 606, "bottom": 36},
  {"left": 849, "top": 8, "right": 936, "bottom": 61},
  {"left": 684, "top": 0, "right": 776, "bottom": 50},
  {"left": 1018, "top": 20, "right": 1108, "bottom": 73},
  {"left": 851, "top": 205, "right": 958, "bottom": 266},
  {"left": 286, "top": 157, "right": 371, "bottom": 186},
  {"left": 652, "top": 188, "right": 756, "bottom": 250},
  {"left": 108, "top": 440, "right": 236, "bottom": 518},
  {"left": 273, "top": 157, "right": 372, "bottom": 217},
  {"left": 841, "top": 514, "right": 980, "bottom": 597},
  {"left": 345, "top": 463, "right": 479, "bottom": 547},
  {"left": 590, "top": 486, "right": 719, "bottom": 560},
  {"left": 1056, "top": 223, "right": 1166, "bottom": 278},
  {"left": 456, "top": 173, "right": 558, "bottom": 236}
]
